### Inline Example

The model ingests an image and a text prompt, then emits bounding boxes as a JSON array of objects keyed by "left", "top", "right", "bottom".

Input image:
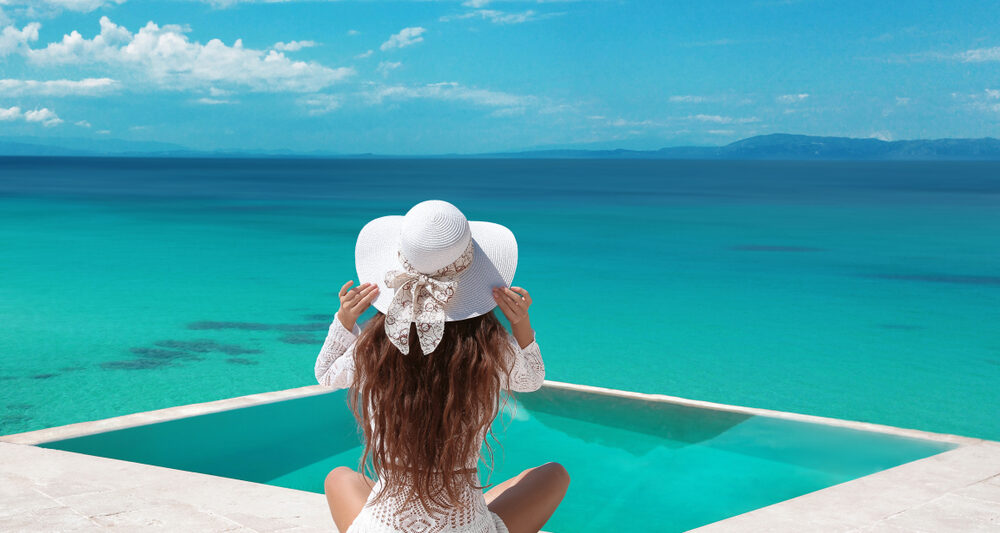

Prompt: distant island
[{"left": 4, "top": 133, "right": 1000, "bottom": 160}]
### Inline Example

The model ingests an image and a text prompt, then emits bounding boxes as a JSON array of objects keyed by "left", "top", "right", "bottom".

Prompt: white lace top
[{"left": 314, "top": 317, "right": 545, "bottom": 533}]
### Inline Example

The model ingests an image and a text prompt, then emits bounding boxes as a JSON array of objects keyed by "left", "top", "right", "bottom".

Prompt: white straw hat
[{"left": 355, "top": 200, "right": 517, "bottom": 353}]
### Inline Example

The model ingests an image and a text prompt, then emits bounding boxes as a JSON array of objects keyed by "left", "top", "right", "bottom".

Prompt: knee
[
  {"left": 324, "top": 466, "right": 356, "bottom": 494},
  {"left": 538, "top": 461, "right": 570, "bottom": 491}
]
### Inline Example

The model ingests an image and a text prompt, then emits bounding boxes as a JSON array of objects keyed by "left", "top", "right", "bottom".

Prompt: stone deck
[{"left": 2, "top": 381, "right": 998, "bottom": 532}]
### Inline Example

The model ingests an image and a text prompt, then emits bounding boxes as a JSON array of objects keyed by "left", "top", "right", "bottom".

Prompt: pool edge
[{"left": 1, "top": 380, "right": 984, "bottom": 447}]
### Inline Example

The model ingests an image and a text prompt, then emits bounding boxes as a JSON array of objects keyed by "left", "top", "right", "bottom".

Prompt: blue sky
[{"left": 1, "top": 0, "right": 1000, "bottom": 154}]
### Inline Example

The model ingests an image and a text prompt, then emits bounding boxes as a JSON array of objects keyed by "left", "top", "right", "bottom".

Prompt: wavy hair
[{"left": 347, "top": 310, "right": 514, "bottom": 511}]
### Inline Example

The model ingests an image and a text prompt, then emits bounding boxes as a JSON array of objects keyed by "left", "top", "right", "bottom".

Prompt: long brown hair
[{"left": 348, "top": 310, "right": 514, "bottom": 511}]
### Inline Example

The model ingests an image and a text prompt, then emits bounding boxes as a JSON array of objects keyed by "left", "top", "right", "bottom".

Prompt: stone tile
[
  {"left": 874, "top": 493, "right": 1000, "bottom": 532},
  {"left": 223, "top": 511, "right": 305, "bottom": 532},
  {"left": 954, "top": 478, "right": 1000, "bottom": 505},
  {"left": 853, "top": 521, "right": 934, "bottom": 533},
  {"left": 88, "top": 501, "right": 243, "bottom": 531},
  {"left": 0, "top": 505, "right": 101, "bottom": 532},
  {"left": 0, "top": 476, "right": 63, "bottom": 519}
]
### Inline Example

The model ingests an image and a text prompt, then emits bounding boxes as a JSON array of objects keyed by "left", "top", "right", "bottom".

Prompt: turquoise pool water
[
  {"left": 3, "top": 157, "right": 1000, "bottom": 441},
  {"left": 39, "top": 388, "right": 956, "bottom": 532}
]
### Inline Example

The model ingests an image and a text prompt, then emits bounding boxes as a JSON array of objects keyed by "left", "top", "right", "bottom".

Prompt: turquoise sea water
[
  {"left": 39, "top": 388, "right": 956, "bottom": 532},
  {"left": 2, "top": 157, "right": 999, "bottom": 440}
]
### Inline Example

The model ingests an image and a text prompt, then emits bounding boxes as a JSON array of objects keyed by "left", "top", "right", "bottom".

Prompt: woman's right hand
[{"left": 336, "top": 280, "right": 379, "bottom": 331}]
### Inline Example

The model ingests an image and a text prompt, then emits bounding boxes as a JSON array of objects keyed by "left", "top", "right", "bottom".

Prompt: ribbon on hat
[{"left": 383, "top": 239, "right": 475, "bottom": 355}]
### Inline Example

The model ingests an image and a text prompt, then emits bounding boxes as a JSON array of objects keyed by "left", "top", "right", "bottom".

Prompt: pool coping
[{"left": 2, "top": 380, "right": 999, "bottom": 531}]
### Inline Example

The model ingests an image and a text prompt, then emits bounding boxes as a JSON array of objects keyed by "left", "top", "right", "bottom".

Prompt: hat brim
[{"left": 355, "top": 216, "right": 517, "bottom": 321}]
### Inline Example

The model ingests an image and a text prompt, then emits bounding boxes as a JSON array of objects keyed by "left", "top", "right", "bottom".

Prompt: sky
[{"left": 1, "top": 0, "right": 1000, "bottom": 154}]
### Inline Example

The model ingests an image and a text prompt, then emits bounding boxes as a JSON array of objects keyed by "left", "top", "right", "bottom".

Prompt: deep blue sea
[{"left": 2, "top": 157, "right": 998, "bottom": 441}]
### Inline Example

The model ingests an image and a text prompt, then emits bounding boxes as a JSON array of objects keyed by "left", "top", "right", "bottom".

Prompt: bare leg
[
  {"left": 485, "top": 462, "right": 570, "bottom": 533},
  {"left": 324, "top": 466, "right": 376, "bottom": 532}
]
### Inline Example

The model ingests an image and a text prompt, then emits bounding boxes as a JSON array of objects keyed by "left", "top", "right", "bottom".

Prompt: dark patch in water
[
  {"left": 864, "top": 273, "right": 1000, "bottom": 287},
  {"left": 6, "top": 403, "right": 32, "bottom": 410},
  {"left": 129, "top": 347, "right": 204, "bottom": 361},
  {"left": 0, "top": 376, "right": 17, "bottom": 381},
  {"left": 1, "top": 414, "right": 30, "bottom": 425},
  {"left": 31, "top": 373, "right": 58, "bottom": 379},
  {"left": 101, "top": 359, "right": 171, "bottom": 370},
  {"left": 186, "top": 320, "right": 327, "bottom": 332},
  {"left": 302, "top": 313, "right": 333, "bottom": 321},
  {"left": 279, "top": 333, "right": 323, "bottom": 345},
  {"left": 59, "top": 366, "right": 87, "bottom": 371},
  {"left": 226, "top": 357, "right": 259, "bottom": 365},
  {"left": 877, "top": 323, "right": 924, "bottom": 331},
  {"left": 728, "top": 244, "right": 826, "bottom": 252},
  {"left": 153, "top": 339, "right": 261, "bottom": 355}
]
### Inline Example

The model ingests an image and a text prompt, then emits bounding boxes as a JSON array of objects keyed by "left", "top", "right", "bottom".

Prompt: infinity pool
[{"left": 38, "top": 386, "right": 956, "bottom": 532}]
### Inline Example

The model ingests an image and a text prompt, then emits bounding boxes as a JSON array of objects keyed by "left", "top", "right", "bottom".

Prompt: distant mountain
[
  {"left": 0, "top": 135, "right": 195, "bottom": 156},
  {"left": 495, "top": 134, "right": 1000, "bottom": 160},
  {"left": 4, "top": 133, "right": 1000, "bottom": 160}
]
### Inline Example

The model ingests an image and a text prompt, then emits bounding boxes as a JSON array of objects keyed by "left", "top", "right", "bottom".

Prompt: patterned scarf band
[{"left": 382, "top": 239, "right": 475, "bottom": 355}]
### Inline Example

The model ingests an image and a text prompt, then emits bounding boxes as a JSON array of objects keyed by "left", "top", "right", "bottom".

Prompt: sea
[{"left": 1, "top": 157, "right": 998, "bottom": 441}]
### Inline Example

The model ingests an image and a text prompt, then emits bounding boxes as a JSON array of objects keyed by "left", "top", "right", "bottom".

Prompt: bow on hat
[{"left": 383, "top": 239, "right": 475, "bottom": 355}]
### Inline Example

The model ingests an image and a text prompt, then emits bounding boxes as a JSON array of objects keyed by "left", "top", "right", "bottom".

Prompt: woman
[{"left": 315, "top": 200, "right": 570, "bottom": 533}]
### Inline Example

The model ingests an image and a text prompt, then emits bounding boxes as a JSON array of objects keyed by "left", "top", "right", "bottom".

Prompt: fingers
[
  {"left": 510, "top": 286, "right": 532, "bottom": 306},
  {"left": 493, "top": 286, "right": 527, "bottom": 323},
  {"left": 345, "top": 284, "right": 377, "bottom": 309},
  {"left": 500, "top": 287, "right": 525, "bottom": 309},
  {"left": 350, "top": 284, "right": 379, "bottom": 312},
  {"left": 341, "top": 282, "right": 372, "bottom": 305},
  {"left": 338, "top": 280, "right": 354, "bottom": 298}
]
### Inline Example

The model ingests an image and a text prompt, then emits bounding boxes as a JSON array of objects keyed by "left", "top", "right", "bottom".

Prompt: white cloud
[
  {"left": 953, "top": 88, "right": 1000, "bottom": 113},
  {"left": 956, "top": 47, "right": 1000, "bottom": 63},
  {"left": 462, "top": 0, "right": 491, "bottom": 7},
  {"left": 895, "top": 96, "right": 911, "bottom": 106},
  {"left": 273, "top": 40, "right": 316, "bottom": 52},
  {"left": 376, "top": 60, "right": 402, "bottom": 77},
  {"left": 0, "top": 106, "right": 21, "bottom": 121},
  {"left": 355, "top": 49, "right": 373, "bottom": 59},
  {"left": 24, "top": 107, "right": 63, "bottom": 126},
  {"left": 707, "top": 129, "right": 735, "bottom": 135},
  {"left": 0, "top": 77, "right": 117, "bottom": 96},
  {"left": 440, "top": 9, "right": 554, "bottom": 24},
  {"left": 686, "top": 114, "right": 759, "bottom": 124},
  {"left": 96, "top": 128, "right": 110, "bottom": 134},
  {"left": 776, "top": 93, "right": 809, "bottom": 104},
  {"left": 74, "top": 119, "right": 90, "bottom": 127},
  {"left": 18, "top": 17, "right": 354, "bottom": 93},
  {"left": 868, "top": 131, "right": 893, "bottom": 141},
  {"left": 298, "top": 93, "right": 340, "bottom": 115},
  {"left": 2, "top": 0, "right": 125, "bottom": 15},
  {"left": 669, "top": 95, "right": 708, "bottom": 103},
  {"left": 0, "top": 104, "right": 63, "bottom": 125},
  {"left": 346, "top": 29, "right": 360, "bottom": 36},
  {"left": 194, "top": 97, "right": 233, "bottom": 104},
  {"left": 610, "top": 117, "right": 656, "bottom": 127},
  {"left": 0, "top": 22, "right": 40, "bottom": 56},
  {"left": 380, "top": 27, "right": 425, "bottom": 51},
  {"left": 361, "top": 81, "right": 533, "bottom": 109}
]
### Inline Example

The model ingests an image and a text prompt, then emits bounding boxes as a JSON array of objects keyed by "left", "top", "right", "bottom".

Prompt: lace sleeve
[
  {"left": 315, "top": 317, "right": 361, "bottom": 390},
  {"left": 504, "top": 332, "right": 545, "bottom": 392}
]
